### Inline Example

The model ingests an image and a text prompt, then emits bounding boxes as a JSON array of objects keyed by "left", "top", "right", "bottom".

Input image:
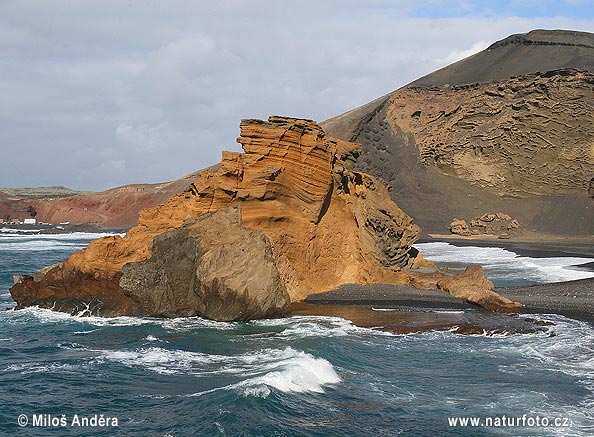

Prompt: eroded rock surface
[
  {"left": 450, "top": 213, "right": 521, "bottom": 238},
  {"left": 388, "top": 69, "right": 594, "bottom": 198},
  {"left": 323, "top": 65, "right": 594, "bottom": 237},
  {"left": 10, "top": 117, "right": 520, "bottom": 319}
]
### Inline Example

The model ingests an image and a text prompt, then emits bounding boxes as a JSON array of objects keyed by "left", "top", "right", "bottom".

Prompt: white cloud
[
  {"left": 437, "top": 40, "right": 491, "bottom": 64},
  {"left": 0, "top": 2, "right": 593, "bottom": 190}
]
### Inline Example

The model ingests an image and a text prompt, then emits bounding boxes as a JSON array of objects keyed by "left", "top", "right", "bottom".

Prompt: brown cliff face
[
  {"left": 388, "top": 69, "right": 594, "bottom": 198},
  {"left": 71, "top": 117, "right": 419, "bottom": 300},
  {"left": 12, "top": 117, "right": 446, "bottom": 319},
  {"left": 323, "top": 68, "right": 594, "bottom": 237},
  {"left": 11, "top": 117, "right": 523, "bottom": 318}
]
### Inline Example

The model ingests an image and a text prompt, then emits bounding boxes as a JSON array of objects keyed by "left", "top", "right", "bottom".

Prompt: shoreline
[
  {"left": 305, "top": 278, "right": 594, "bottom": 325},
  {"left": 0, "top": 223, "right": 128, "bottom": 235},
  {"left": 418, "top": 235, "right": 594, "bottom": 259}
]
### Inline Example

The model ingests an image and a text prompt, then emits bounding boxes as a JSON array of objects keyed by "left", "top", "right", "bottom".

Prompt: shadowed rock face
[{"left": 120, "top": 207, "right": 290, "bottom": 321}]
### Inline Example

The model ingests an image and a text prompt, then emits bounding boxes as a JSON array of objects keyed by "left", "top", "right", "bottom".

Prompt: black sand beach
[
  {"left": 306, "top": 238, "right": 594, "bottom": 324},
  {"left": 305, "top": 278, "right": 594, "bottom": 323}
]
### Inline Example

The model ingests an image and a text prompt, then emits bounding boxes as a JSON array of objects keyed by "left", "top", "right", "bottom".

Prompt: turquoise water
[{"left": 1, "top": 232, "right": 593, "bottom": 436}]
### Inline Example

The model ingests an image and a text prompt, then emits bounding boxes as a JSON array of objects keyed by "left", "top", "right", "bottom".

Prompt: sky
[{"left": 2, "top": 0, "right": 594, "bottom": 191}]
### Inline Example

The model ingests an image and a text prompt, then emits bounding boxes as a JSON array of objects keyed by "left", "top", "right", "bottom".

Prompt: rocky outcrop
[
  {"left": 10, "top": 116, "right": 521, "bottom": 319},
  {"left": 407, "top": 266, "right": 522, "bottom": 313},
  {"left": 450, "top": 213, "right": 521, "bottom": 238},
  {"left": 436, "top": 266, "right": 521, "bottom": 313}
]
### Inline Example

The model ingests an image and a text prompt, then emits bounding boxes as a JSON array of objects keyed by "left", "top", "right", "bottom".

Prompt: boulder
[
  {"left": 451, "top": 212, "right": 521, "bottom": 237},
  {"left": 437, "top": 266, "right": 522, "bottom": 313},
  {"left": 409, "top": 266, "right": 522, "bottom": 313},
  {"left": 449, "top": 218, "right": 471, "bottom": 236},
  {"left": 120, "top": 207, "right": 290, "bottom": 321}
]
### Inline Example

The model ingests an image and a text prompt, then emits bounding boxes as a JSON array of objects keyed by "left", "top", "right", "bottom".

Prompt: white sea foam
[
  {"left": 3, "top": 361, "right": 83, "bottom": 374},
  {"left": 98, "top": 345, "right": 340, "bottom": 397},
  {"left": 234, "top": 351, "right": 340, "bottom": 397},
  {"left": 2, "top": 306, "right": 236, "bottom": 331},
  {"left": 71, "top": 329, "right": 99, "bottom": 335},
  {"left": 482, "top": 314, "right": 594, "bottom": 430},
  {"left": 415, "top": 242, "right": 594, "bottom": 284},
  {"left": 0, "top": 228, "right": 45, "bottom": 233},
  {"left": 0, "top": 231, "right": 123, "bottom": 239},
  {"left": 267, "top": 316, "right": 364, "bottom": 338},
  {"left": 0, "top": 232, "right": 124, "bottom": 251}
]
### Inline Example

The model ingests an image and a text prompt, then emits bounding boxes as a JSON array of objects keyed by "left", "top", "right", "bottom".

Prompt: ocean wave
[
  {"left": 0, "top": 231, "right": 124, "bottom": 239},
  {"left": 234, "top": 351, "right": 340, "bottom": 397},
  {"left": 0, "top": 240, "right": 90, "bottom": 251},
  {"left": 3, "top": 307, "right": 378, "bottom": 339},
  {"left": 415, "top": 242, "right": 594, "bottom": 284},
  {"left": 0, "top": 228, "right": 45, "bottom": 233},
  {"left": 0, "top": 232, "right": 124, "bottom": 251},
  {"left": 2, "top": 306, "right": 236, "bottom": 331},
  {"left": 254, "top": 315, "right": 371, "bottom": 339},
  {"left": 488, "top": 314, "right": 594, "bottom": 431},
  {"left": 97, "top": 345, "right": 340, "bottom": 397}
]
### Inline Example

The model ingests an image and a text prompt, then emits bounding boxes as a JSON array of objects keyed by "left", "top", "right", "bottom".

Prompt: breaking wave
[
  {"left": 98, "top": 346, "right": 340, "bottom": 397},
  {"left": 0, "top": 232, "right": 124, "bottom": 251},
  {"left": 415, "top": 242, "right": 594, "bottom": 285}
]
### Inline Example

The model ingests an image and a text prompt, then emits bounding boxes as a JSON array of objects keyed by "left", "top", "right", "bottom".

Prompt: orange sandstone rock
[{"left": 10, "top": 116, "right": 520, "bottom": 319}]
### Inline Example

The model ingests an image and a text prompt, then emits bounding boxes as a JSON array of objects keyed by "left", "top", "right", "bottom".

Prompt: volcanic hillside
[
  {"left": 0, "top": 169, "right": 209, "bottom": 228},
  {"left": 322, "top": 29, "right": 594, "bottom": 237}
]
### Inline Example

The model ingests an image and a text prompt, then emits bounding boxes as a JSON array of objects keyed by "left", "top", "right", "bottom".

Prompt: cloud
[
  {"left": 437, "top": 40, "right": 491, "bottom": 64},
  {"left": 0, "top": 1, "right": 593, "bottom": 190}
]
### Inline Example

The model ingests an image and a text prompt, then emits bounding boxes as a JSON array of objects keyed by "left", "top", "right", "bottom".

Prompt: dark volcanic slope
[
  {"left": 323, "top": 30, "right": 594, "bottom": 238},
  {"left": 410, "top": 29, "right": 594, "bottom": 87}
]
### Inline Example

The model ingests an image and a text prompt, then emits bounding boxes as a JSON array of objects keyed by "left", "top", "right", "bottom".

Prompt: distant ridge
[
  {"left": 322, "top": 29, "right": 594, "bottom": 238},
  {"left": 408, "top": 29, "right": 594, "bottom": 87},
  {"left": 0, "top": 186, "right": 88, "bottom": 199}
]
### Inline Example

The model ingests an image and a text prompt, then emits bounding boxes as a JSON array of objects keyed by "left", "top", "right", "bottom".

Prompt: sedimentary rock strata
[
  {"left": 387, "top": 69, "right": 594, "bottom": 198},
  {"left": 10, "top": 116, "right": 521, "bottom": 319}
]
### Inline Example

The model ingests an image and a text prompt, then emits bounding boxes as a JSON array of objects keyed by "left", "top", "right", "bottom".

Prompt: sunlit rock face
[{"left": 10, "top": 117, "right": 425, "bottom": 319}]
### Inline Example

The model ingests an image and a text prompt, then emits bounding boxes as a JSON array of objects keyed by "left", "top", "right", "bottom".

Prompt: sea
[{"left": 1, "top": 231, "right": 594, "bottom": 436}]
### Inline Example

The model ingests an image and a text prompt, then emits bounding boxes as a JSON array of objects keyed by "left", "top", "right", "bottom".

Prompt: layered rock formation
[
  {"left": 388, "top": 69, "right": 594, "bottom": 198},
  {"left": 323, "top": 33, "right": 594, "bottom": 237},
  {"left": 10, "top": 116, "right": 521, "bottom": 319}
]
